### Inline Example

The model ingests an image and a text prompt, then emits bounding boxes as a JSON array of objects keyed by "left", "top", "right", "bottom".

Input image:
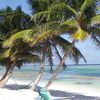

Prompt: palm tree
[
  {"left": 0, "top": 6, "right": 35, "bottom": 87},
  {"left": 43, "top": 0, "right": 100, "bottom": 89},
  {"left": 0, "top": 38, "right": 40, "bottom": 88},
  {"left": 27, "top": 0, "right": 100, "bottom": 89}
]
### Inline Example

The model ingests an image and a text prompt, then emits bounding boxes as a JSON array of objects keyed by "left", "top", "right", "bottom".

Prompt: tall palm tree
[
  {"left": 43, "top": 0, "right": 100, "bottom": 89},
  {"left": 27, "top": 0, "right": 100, "bottom": 89}
]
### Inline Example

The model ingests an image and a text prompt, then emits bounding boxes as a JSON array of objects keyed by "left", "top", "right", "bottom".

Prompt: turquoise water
[{"left": 0, "top": 65, "right": 100, "bottom": 90}]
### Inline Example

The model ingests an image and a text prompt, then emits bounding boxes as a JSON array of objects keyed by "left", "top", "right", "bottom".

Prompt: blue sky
[
  {"left": 61, "top": 35, "right": 100, "bottom": 64},
  {"left": 0, "top": 0, "right": 100, "bottom": 64},
  {"left": 0, "top": 0, "right": 30, "bottom": 14}
]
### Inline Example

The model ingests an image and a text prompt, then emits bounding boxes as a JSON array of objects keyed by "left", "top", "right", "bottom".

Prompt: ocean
[{"left": 0, "top": 64, "right": 100, "bottom": 90}]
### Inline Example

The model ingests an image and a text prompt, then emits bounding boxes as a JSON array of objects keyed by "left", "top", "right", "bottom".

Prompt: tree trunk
[
  {"left": 31, "top": 63, "right": 45, "bottom": 90},
  {"left": 0, "top": 67, "right": 14, "bottom": 88},
  {"left": 44, "top": 40, "right": 76, "bottom": 90},
  {"left": 31, "top": 49, "right": 45, "bottom": 90},
  {"left": 44, "top": 51, "right": 68, "bottom": 89},
  {"left": 52, "top": 42, "right": 67, "bottom": 70}
]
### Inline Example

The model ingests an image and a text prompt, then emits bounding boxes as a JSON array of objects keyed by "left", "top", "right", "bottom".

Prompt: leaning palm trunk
[
  {"left": 31, "top": 62, "right": 45, "bottom": 90},
  {"left": 52, "top": 42, "right": 67, "bottom": 70},
  {"left": 0, "top": 67, "right": 14, "bottom": 88},
  {"left": 31, "top": 50, "right": 45, "bottom": 90},
  {"left": 44, "top": 40, "right": 76, "bottom": 89},
  {"left": 44, "top": 51, "right": 69, "bottom": 89}
]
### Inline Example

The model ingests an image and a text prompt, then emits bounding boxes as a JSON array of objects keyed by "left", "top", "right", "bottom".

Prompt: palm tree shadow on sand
[
  {"left": 5, "top": 84, "right": 31, "bottom": 90},
  {"left": 4, "top": 84, "right": 100, "bottom": 100},
  {"left": 49, "top": 90, "right": 100, "bottom": 100}
]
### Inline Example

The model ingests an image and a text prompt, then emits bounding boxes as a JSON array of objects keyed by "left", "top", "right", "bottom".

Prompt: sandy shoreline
[{"left": 0, "top": 79, "right": 100, "bottom": 100}]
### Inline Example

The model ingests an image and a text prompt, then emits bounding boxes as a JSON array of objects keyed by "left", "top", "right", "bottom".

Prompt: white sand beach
[{"left": 0, "top": 79, "right": 100, "bottom": 100}]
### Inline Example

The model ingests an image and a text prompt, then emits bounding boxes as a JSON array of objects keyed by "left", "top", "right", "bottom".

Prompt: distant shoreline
[
  {"left": 24, "top": 64, "right": 100, "bottom": 66},
  {"left": 0, "top": 64, "right": 100, "bottom": 69}
]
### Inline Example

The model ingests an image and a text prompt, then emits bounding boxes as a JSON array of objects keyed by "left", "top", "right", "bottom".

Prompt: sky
[
  {"left": 0, "top": 0, "right": 30, "bottom": 14},
  {"left": 0, "top": 0, "right": 100, "bottom": 64}
]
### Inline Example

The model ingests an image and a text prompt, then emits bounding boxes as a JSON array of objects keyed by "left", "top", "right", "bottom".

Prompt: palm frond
[
  {"left": 53, "top": 36, "right": 86, "bottom": 63},
  {"left": 3, "top": 29, "right": 32, "bottom": 47},
  {"left": 69, "top": 46, "right": 87, "bottom": 64},
  {"left": 54, "top": 36, "right": 71, "bottom": 51},
  {"left": 30, "top": 29, "right": 56, "bottom": 47},
  {"left": 60, "top": 19, "right": 78, "bottom": 28},
  {"left": 31, "top": 11, "right": 50, "bottom": 23},
  {"left": 65, "top": 4, "right": 78, "bottom": 16},
  {"left": 31, "top": 2, "right": 78, "bottom": 22},
  {"left": 28, "top": 0, "right": 49, "bottom": 13},
  {"left": 88, "top": 27, "right": 100, "bottom": 37},
  {"left": 13, "top": 51, "right": 40, "bottom": 63},
  {"left": 0, "top": 49, "right": 12, "bottom": 58},
  {"left": 35, "top": 21, "right": 60, "bottom": 33},
  {"left": 0, "top": 33, "right": 5, "bottom": 41},
  {"left": 80, "top": 0, "right": 97, "bottom": 15},
  {"left": 91, "top": 15, "right": 100, "bottom": 26},
  {"left": 91, "top": 34, "right": 100, "bottom": 47},
  {"left": 51, "top": 40, "right": 67, "bottom": 69},
  {"left": 48, "top": 2, "right": 77, "bottom": 18},
  {"left": 46, "top": 43, "right": 53, "bottom": 67},
  {"left": 71, "top": 27, "right": 88, "bottom": 41}
]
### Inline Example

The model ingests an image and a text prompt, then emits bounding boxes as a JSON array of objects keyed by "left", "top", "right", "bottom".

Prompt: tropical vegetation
[{"left": 0, "top": 0, "right": 100, "bottom": 89}]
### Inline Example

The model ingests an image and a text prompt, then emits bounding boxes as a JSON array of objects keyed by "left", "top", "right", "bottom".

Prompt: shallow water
[{"left": 0, "top": 65, "right": 100, "bottom": 90}]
